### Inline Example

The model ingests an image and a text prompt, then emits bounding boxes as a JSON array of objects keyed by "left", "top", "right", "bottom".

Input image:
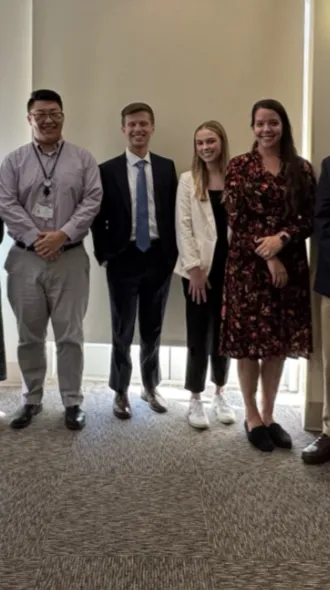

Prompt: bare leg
[
  {"left": 237, "top": 358, "right": 261, "bottom": 430},
  {"left": 260, "top": 357, "right": 285, "bottom": 426}
]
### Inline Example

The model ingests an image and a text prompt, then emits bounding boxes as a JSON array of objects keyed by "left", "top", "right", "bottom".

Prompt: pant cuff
[{"left": 23, "top": 392, "right": 43, "bottom": 405}]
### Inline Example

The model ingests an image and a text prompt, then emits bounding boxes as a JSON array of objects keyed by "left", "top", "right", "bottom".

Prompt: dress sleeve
[
  {"left": 223, "top": 157, "right": 245, "bottom": 230},
  {"left": 280, "top": 160, "right": 316, "bottom": 241}
]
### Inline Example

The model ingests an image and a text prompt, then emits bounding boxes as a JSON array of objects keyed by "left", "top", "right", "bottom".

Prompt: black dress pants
[
  {"left": 182, "top": 273, "right": 230, "bottom": 393},
  {"left": 106, "top": 241, "right": 172, "bottom": 394}
]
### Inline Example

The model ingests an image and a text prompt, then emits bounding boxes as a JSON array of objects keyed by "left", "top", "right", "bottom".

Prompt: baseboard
[
  {"left": 302, "top": 400, "right": 323, "bottom": 433},
  {"left": 0, "top": 343, "right": 297, "bottom": 388},
  {"left": 0, "top": 361, "right": 21, "bottom": 386}
]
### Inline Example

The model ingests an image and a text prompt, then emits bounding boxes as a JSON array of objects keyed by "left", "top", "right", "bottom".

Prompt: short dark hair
[
  {"left": 27, "top": 89, "right": 63, "bottom": 112},
  {"left": 121, "top": 102, "right": 154, "bottom": 126}
]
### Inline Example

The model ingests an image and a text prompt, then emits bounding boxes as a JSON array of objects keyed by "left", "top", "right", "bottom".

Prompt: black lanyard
[{"left": 32, "top": 141, "right": 65, "bottom": 196}]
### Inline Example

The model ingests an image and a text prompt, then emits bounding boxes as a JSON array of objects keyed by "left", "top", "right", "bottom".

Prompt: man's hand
[{"left": 34, "top": 231, "right": 68, "bottom": 258}]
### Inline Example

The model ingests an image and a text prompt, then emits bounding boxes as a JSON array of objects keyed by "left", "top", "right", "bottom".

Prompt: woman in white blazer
[{"left": 175, "top": 120, "right": 235, "bottom": 429}]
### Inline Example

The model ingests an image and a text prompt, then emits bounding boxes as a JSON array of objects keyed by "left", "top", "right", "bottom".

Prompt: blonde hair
[{"left": 192, "top": 120, "right": 230, "bottom": 201}]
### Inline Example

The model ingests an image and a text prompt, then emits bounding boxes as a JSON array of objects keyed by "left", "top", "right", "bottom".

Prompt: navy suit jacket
[
  {"left": 91, "top": 152, "right": 178, "bottom": 268},
  {"left": 314, "top": 156, "right": 330, "bottom": 297}
]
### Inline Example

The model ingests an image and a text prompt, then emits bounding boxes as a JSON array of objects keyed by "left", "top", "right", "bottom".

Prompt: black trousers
[
  {"left": 106, "top": 241, "right": 172, "bottom": 394},
  {"left": 182, "top": 275, "right": 230, "bottom": 393}
]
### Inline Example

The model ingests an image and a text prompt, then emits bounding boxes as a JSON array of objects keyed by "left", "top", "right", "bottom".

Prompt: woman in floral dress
[{"left": 219, "top": 99, "right": 316, "bottom": 452}]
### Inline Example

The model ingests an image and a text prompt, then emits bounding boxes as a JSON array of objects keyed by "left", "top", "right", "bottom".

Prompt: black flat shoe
[
  {"left": 267, "top": 422, "right": 292, "bottom": 449},
  {"left": 244, "top": 421, "right": 275, "bottom": 452}
]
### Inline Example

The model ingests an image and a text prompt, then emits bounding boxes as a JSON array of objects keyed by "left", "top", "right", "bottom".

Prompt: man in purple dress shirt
[{"left": 0, "top": 89, "right": 102, "bottom": 430}]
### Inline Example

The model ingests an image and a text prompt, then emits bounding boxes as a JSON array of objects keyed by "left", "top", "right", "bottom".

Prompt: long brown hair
[
  {"left": 192, "top": 120, "right": 230, "bottom": 201},
  {"left": 251, "top": 99, "right": 304, "bottom": 214}
]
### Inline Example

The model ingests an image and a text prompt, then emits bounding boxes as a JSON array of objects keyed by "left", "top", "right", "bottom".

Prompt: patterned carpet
[{"left": 0, "top": 383, "right": 330, "bottom": 589}]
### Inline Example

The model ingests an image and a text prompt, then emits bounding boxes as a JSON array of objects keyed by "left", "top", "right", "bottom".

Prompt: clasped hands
[
  {"left": 255, "top": 234, "right": 288, "bottom": 289},
  {"left": 34, "top": 230, "right": 67, "bottom": 261}
]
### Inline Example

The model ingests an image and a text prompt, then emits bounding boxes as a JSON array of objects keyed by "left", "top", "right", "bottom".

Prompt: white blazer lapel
[{"left": 199, "top": 198, "right": 216, "bottom": 234}]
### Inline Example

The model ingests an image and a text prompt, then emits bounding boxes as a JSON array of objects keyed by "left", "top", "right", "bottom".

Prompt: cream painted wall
[
  {"left": 0, "top": 0, "right": 32, "bottom": 381},
  {"left": 32, "top": 0, "right": 306, "bottom": 345},
  {"left": 304, "top": 0, "right": 330, "bottom": 430}
]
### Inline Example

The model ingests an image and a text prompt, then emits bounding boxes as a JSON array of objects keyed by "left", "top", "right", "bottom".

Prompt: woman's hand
[
  {"left": 267, "top": 257, "right": 288, "bottom": 288},
  {"left": 188, "top": 267, "right": 210, "bottom": 304},
  {"left": 255, "top": 235, "right": 283, "bottom": 259}
]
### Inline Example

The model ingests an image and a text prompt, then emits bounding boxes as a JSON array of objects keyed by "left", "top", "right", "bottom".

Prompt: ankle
[
  {"left": 191, "top": 392, "right": 202, "bottom": 401},
  {"left": 214, "top": 386, "right": 225, "bottom": 396},
  {"left": 261, "top": 414, "right": 274, "bottom": 427},
  {"left": 245, "top": 408, "right": 263, "bottom": 428}
]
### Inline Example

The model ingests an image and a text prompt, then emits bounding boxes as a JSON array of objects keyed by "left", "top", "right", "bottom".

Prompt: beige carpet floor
[{"left": 0, "top": 383, "right": 330, "bottom": 589}]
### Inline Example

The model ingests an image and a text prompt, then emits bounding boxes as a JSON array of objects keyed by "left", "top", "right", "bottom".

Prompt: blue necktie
[{"left": 135, "top": 160, "right": 150, "bottom": 252}]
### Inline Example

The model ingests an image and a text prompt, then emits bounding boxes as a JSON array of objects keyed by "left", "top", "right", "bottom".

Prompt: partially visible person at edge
[
  {"left": 219, "top": 98, "right": 316, "bottom": 452},
  {"left": 0, "top": 218, "right": 7, "bottom": 383},
  {"left": 91, "top": 103, "right": 177, "bottom": 420},
  {"left": 175, "top": 120, "right": 235, "bottom": 429},
  {"left": 302, "top": 154, "right": 330, "bottom": 465},
  {"left": 0, "top": 89, "right": 102, "bottom": 430}
]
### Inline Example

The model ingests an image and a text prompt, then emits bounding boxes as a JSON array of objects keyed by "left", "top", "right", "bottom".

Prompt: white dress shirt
[{"left": 126, "top": 148, "right": 159, "bottom": 240}]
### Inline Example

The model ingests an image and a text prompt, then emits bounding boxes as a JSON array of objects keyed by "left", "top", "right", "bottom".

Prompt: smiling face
[
  {"left": 253, "top": 107, "right": 283, "bottom": 151},
  {"left": 122, "top": 110, "right": 154, "bottom": 153},
  {"left": 194, "top": 127, "right": 222, "bottom": 164},
  {"left": 27, "top": 99, "right": 64, "bottom": 145}
]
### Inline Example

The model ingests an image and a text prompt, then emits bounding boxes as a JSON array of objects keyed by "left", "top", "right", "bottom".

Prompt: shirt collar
[
  {"left": 126, "top": 147, "right": 151, "bottom": 166},
  {"left": 32, "top": 138, "right": 64, "bottom": 155}
]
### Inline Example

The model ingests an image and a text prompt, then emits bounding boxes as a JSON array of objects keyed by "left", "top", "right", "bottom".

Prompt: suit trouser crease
[
  {"left": 5, "top": 246, "right": 89, "bottom": 407},
  {"left": 182, "top": 277, "right": 230, "bottom": 393},
  {"left": 107, "top": 243, "right": 172, "bottom": 393}
]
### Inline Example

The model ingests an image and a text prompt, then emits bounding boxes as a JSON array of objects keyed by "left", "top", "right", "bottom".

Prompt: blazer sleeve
[
  {"left": 90, "top": 164, "right": 110, "bottom": 265},
  {"left": 175, "top": 172, "right": 200, "bottom": 272},
  {"left": 315, "top": 158, "right": 330, "bottom": 253}
]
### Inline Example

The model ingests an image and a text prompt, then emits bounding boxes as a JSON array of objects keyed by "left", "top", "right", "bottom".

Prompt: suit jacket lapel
[
  {"left": 114, "top": 153, "right": 131, "bottom": 214},
  {"left": 150, "top": 153, "right": 162, "bottom": 216}
]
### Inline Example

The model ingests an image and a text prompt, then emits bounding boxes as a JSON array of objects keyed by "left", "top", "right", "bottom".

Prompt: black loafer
[
  {"left": 65, "top": 406, "right": 85, "bottom": 430},
  {"left": 10, "top": 404, "right": 43, "bottom": 429},
  {"left": 267, "top": 422, "right": 292, "bottom": 449},
  {"left": 244, "top": 421, "right": 275, "bottom": 452}
]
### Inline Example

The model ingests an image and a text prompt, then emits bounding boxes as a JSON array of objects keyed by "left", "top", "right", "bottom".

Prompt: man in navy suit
[
  {"left": 303, "top": 155, "right": 330, "bottom": 464},
  {"left": 92, "top": 103, "right": 177, "bottom": 419}
]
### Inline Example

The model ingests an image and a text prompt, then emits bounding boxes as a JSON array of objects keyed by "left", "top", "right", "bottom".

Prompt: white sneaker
[
  {"left": 212, "top": 394, "right": 236, "bottom": 425},
  {"left": 188, "top": 399, "right": 210, "bottom": 430}
]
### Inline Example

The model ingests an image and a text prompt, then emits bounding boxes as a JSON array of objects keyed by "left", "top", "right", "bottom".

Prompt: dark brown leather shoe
[
  {"left": 141, "top": 389, "right": 168, "bottom": 413},
  {"left": 113, "top": 392, "right": 131, "bottom": 419},
  {"left": 10, "top": 404, "right": 43, "bottom": 429},
  {"left": 65, "top": 406, "right": 85, "bottom": 430},
  {"left": 302, "top": 434, "right": 330, "bottom": 465}
]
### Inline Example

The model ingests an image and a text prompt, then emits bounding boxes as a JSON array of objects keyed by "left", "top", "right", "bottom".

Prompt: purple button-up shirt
[{"left": 0, "top": 140, "right": 102, "bottom": 246}]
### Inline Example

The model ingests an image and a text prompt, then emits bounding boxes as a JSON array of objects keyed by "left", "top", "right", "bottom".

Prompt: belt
[{"left": 15, "top": 240, "right": 82, "bottom": 252}]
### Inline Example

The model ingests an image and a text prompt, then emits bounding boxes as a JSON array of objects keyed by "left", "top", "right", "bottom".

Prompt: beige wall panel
[{"left": 32, "top": 0, "right": 305, "bottom": 344}]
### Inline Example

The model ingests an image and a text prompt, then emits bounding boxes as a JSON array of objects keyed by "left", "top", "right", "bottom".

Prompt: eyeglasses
[{"left": 30, "top": 111, "right": 64, "bottom": 122}]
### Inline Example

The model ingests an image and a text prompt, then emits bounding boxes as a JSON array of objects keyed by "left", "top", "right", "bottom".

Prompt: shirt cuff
[
  {"left": 60, "top": 222, "right": 77, "bottom": 242},
  {"left": 23, "top": 228, "right": 40, "bottom": 247}
]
